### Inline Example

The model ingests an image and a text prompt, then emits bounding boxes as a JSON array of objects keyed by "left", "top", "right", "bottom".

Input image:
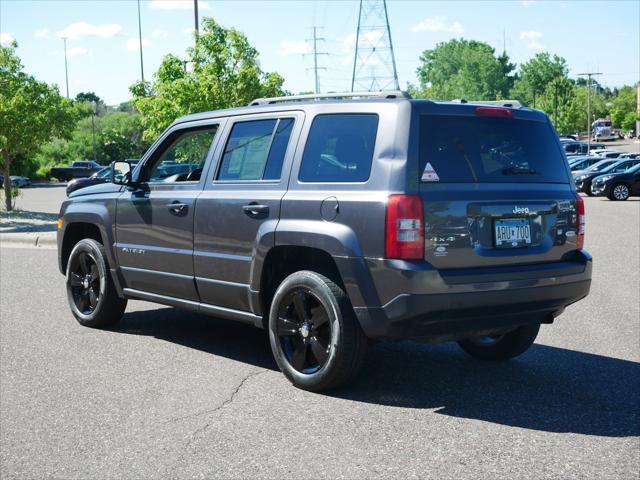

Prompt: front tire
[
  {"left": 457, "top": 323, "right": 540, "bottom": 361},
  {"left": 66, "top": 238, "right": 127, "bottom": 328},
  {"left": 608, "top": 183, "right": 630, "bottom": 201},
  {"left": 268, "top": 271, "right": 368, "bottom": 391}
]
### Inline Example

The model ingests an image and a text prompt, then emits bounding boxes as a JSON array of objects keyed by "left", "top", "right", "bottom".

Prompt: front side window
[
  {"left": 217, "top": 118, "right": 294, "bottom": 181},
  {"left": 299, "top": 114, "right": 379, "bottom": 182},
  {"left": 147, "top": 127, "right": 218, "bottom": 183}
]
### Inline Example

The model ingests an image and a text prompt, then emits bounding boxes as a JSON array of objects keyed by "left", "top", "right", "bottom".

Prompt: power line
[
  {"left": 577, "top": 72, "right": 603, "bottom": 152},
  {"left": 305, "top": 27, "right": 328, "bottom": 94}
]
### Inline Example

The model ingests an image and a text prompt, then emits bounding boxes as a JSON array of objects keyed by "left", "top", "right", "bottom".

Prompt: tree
[
  {"left": 610, "top": 85, "right": 638, "bottom": 131},
  {"left": 510, "top": 52, "right": 568, "bottom": 107},
  {"left": 75, "top": 91, "right": 102, "bottom": 104},
  {"left": 0, "top": 42, "right": 77, "bottom": 210},
  {"left": 31, "top": 112, "right": 150, "bottom": 177},
  {"left": 413, "top": 39, "right": 515, "bottom": 101},
  {"left": 131, "top": 17, "right": 285, "bottom": 141}
]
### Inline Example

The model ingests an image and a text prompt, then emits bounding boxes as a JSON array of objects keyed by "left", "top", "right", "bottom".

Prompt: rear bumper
[{"left": 342, "top": 250, "right": 592, "bottom": 340}]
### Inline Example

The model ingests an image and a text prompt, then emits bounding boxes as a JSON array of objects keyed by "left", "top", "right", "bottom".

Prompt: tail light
[
  {"left": 475, "top": 107, "right": 513, "bottom": 118},
  {"left": 385, "top": 194, "right": 424, "bottom": 259},
  {"left": 574, "top": 192, "right": 585, "bottom": 249}
]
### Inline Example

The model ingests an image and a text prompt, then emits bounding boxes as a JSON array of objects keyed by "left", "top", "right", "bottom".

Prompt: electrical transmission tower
[
  {"left": 305, "top": 27, "right": 328, "bottom": 94},
  {"left": 351, "top": 0, "right": 399, "bottom": 92}
]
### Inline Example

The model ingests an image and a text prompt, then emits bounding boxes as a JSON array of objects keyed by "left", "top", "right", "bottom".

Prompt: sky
[{"left": 1, "top": 0, "right": 638, "bottom": 105}]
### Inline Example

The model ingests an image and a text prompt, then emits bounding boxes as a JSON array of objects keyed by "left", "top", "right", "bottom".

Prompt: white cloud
[
  {"left": 66, "top": 46, "right": 89, "bottom": 58},
  {"left": 56, "top": 22, "right": 122, "bottom": 40},
  {"left": 149, "top": 0, "right": 209, "bottom": 10},
  {"left": 411, "top": 16, "right": 464, "bottom": 34},
  {"left": 521, "top": 1, "right": 537, "bottom": 6},
  {"left": 126, "top": 37, "right": 152, "bottom": 52},
  {"left": 151, "top": 29, "right": 169, "bottom": 39},
  {"left": 34, "top": 28, "right": 50, "bottom": 39},
  {"left": 183, "top": 27, "right": 195, "bottom": 35},
  {"left": 520, "top": 30, "right": 544, "bottom": 50},
  {"left": 0, "top": 32, "right": 14, "bottom": 45},
  {"left": 279, "top": 40, "right": 311, "bottom": 56}
]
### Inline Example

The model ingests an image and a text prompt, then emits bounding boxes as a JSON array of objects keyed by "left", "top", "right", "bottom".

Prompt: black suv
[
  {"left": 57, "top": 92, "right": 592, "bottom": 391},
  {"left": 593, "top": 162, "right": 640, "bottom": 200}
]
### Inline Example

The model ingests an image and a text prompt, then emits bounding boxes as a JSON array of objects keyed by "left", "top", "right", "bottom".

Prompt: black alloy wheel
[
  {"left": 65, "top": 238, "right": 127, "bottom": 328},
  {"left": 276, "top": 289, "right": 332, "bottom": 374},
  {"left": 68, "top": 251, "right": 101, "bottom": 315},
  {"left": 268, "top": 270, "right": 368, "bottom": 391}
]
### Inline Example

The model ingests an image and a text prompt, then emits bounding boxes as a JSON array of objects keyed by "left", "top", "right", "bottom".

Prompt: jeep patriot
[{"left": 57, "top": 91, "right": 592, "bottom": 391}]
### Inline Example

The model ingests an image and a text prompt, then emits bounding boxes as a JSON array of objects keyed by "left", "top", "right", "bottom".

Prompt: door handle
[
  {"left": 242, "top": 203, "right": 269, "bottom": 216},
  {"left": 167, "top": 202, "right": 188, "bottom": 214}
]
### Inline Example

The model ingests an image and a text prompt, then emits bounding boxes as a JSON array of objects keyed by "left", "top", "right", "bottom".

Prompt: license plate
[{"left": 494, "top": 218, "right": 532, "bottom": 248}]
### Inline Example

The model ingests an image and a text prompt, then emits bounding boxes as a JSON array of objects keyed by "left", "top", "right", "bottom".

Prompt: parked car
[
  {"left": 592, "top": 163, "right": 640, "bottom": 200},
  {"left": 66, "top": 167, "right": 113, "bottom": 195},
  {"left": 590, "top": 149, "right": 622, "bottom": 158},
  {"left": 0, "top": 175, "right": 31, "bottom": 188},
  {"left": 66, "top": 160, "right": 140, "bottom": 196},
  {"left": 568, "top": 156, "right": 603, "bottom": 171},
  {"left": 562, "top": 141, "right": 604, "bottom": 156},
  {"left": 50, "top": 160, "right": 102, "bottom": 182},
  {"left": 574, "top": 158, "right": 640, "bottom": 195},
  {"left": 10, "top": 176, "right": 31, "bottom": 187},
  {"left": 558, "top": 134, "right": 579, "bottom": 141},
  {"left": 57, "top": 92, "right": 591, "bottom": 391},
  {"left": 571, "top": 158, "right": 620, "bottom": 178}
]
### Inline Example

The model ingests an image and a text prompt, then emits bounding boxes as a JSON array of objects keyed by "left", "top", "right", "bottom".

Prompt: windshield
[
  {"left": 419, "top": 115, "right": 568, "bottom": 183},
  {"left": 606, "top": 160, "right": 640, "bottom": 174},
  {"left": 625, "top": 163, "right": 640, "bottom": 174},
  {"left": 587, "top": 160, "right": 617, "bottom": 172},
  {"left": 95, "top": 167, "right": 112, "bottom": 179}
]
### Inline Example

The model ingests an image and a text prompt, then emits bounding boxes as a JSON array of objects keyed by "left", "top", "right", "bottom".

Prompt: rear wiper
[{"left": 502, "top": 166, "right": 538, "bottom": 175}]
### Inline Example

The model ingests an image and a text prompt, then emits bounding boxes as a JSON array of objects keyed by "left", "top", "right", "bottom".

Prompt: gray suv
[{"left": 57, "top": 91, "right": 592, "bottom": 391}]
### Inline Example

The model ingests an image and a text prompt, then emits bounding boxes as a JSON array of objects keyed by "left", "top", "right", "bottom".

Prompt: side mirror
[{"left": 111, "top": 161, "right": 132, "bottom": 185}]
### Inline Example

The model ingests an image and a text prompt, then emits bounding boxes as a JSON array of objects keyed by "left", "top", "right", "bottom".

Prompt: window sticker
[{"left": 421, "top": 162, "right": 440, "bottom": 182}]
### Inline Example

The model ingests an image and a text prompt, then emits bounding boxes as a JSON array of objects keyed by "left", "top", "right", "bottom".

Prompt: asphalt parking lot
[{"left": 1, "top": 194, "right": 638, "bottom": 479}]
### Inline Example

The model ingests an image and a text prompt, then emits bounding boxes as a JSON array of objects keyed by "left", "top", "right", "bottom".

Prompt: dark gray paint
[{"left": 57, "top": 96, "right": 592, "bottom": 340}]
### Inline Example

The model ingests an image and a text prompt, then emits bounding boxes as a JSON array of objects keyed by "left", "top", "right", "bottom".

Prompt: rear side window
[
  {"left": 299, "top": 114, "right": 378, "bottom": 182},
  {"left": 218, "top": 118, "right": 294, "bottom": 181},
  {"left": 419, "top": 115, "right": 569, "bottom": 183}
]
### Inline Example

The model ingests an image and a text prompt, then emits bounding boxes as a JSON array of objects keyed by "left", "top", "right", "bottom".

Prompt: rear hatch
[{"left": 412, "top": 102, "right": 580, "bottom": 270}]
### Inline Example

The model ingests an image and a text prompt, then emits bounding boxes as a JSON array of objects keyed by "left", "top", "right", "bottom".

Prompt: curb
[{"left": 0, "top": 232, "right": 57, "bottom": 249}]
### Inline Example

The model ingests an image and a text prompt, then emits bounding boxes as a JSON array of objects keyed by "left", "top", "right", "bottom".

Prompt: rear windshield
[{"left": 419, "top": 115, "right": 568, "bottom": 183}]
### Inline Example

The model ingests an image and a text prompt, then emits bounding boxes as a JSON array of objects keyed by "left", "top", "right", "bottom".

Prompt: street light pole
[
  {"left": 554, "top": 81, "right": 559, "bottom": 127},
  {"left": 194, "top": 0, "right": 199, "bottom": 37},
  {"left": 137, "top": 0, "right": 145, "bottom": 82},
  {"left": 62, "top": 37, "right": 69, "bottom": 98},
  {"left": 578, "top": 72, "right": 602, "bottom": 153},
  {"left": 91, "top": 101, "right": 97, "bottom": 162}
]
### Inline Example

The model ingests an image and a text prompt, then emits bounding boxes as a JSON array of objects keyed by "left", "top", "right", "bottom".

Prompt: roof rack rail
[
  {"left": 450, "top": 99, "right": 523, "bottom": 109},
  {"left": 249, "top": 90, "right": 411, "bottom": 106}
]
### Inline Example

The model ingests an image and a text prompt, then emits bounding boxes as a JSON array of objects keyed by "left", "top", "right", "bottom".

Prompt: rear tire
[
  {"left": 457, "top": 323, "right": 540, "bottom": 361},
  {"left": 608, "top": 183, "right": 630, "bottom": 201},
  {"left": 66, "top": 239, "right": 127, "bottom": 328},
  {"left": 268, "top": 271, "right": 368, "bottom": 391}
]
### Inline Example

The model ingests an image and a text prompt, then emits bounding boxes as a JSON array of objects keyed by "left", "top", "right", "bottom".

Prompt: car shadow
[{"left": 115, "top": 307, "right": 639, "bottom": 438}]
